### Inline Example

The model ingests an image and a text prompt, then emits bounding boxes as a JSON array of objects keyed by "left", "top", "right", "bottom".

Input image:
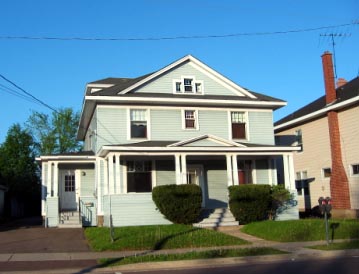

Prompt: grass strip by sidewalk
[
  {"left": 98, "top": 247, "right": 287, "bottom": 267},
  {"left": 242, "top": 219, "right": 359, "bottom": 242},
  {"left": 85, "top": 224, "right": 247, "bottom": 251},
  {"left": 309, "top": 240, "right": 359, "bottom": 251}
]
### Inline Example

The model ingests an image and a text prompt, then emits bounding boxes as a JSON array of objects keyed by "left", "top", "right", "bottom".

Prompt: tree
[
  {"left": 26, "top": 107, "right": 82, "bottom": 155},
  {"left": 0, "top": 124, "right": 40, "bottom": 216}
]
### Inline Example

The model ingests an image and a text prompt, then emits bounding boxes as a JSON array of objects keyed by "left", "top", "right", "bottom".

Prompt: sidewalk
[{"left": 1, "top": 225, "right": 358, "bottom": 273}]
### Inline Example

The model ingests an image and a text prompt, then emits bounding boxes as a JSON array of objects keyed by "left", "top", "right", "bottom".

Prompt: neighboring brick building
[{"left": 275, "top": 52, "right": 359, "bottom": 218}]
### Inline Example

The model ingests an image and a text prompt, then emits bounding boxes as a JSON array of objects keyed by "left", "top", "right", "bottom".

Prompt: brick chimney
[
  {"left": 321, "top": 51, "right": 351, "bottom": 211},
  {"left": 336, "top": 78, "right": 347, "bottom": 88}
]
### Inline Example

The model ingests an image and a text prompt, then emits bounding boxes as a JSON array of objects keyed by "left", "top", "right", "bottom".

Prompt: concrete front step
[
  {"left": 194, "top": 208, "right": 238, "bottom": 228},
  {"left": 59, "top": 211, "right": 81, "bottom": 228}
]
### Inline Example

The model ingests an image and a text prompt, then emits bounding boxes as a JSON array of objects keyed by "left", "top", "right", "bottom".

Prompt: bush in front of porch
[
  {"left": 229, "top": 185, "right": 272, "bottom": 224},
  {"left": 152, "top": 184, "right": 202, "bottom": 224}
]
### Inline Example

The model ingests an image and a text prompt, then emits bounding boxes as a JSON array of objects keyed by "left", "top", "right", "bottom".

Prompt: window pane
[
  {"left": 184, "top": 78, "right": 193, "bottom": 92},
  {"left": 352, "top": 164, "right": 359, "bottom": 175},
  {"left": 231, "top": 112, "right": 245, "bottom": 123},
  {"left": 131, "top": 109, "right": 146, "bottom": 121},
  {"left": 64, "top": 175, "right": 75, "bottom": 192},
  {"left": 232, "top": 123, "right": 246, "bottom": 139},
  {"left": 131, "top": 122, "right": 147, "bottom": 138},
  {"left": 185, "top": 120, "right": 195, "bottom": 128},
  {"left": 323, "top": 168, "right": 331, "bottom": 178},
  {"left": 127, "top": 161, "right": 152, "bottom": 192}
]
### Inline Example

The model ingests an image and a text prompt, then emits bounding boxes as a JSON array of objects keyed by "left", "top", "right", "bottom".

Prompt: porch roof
[
  {"left": 99, "top": 141, "right": 300, "bottom": 157},
  {"left": 36, "top": 150, "right": 96, "bottom": 162}
]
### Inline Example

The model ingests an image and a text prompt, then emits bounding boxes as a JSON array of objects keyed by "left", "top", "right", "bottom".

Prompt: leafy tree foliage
[
  {"left": 0, "top": 124, "right": 39, "bottom": 196},
  {"left": 26, "top": 108, "right": 82, "bottom": 155}
]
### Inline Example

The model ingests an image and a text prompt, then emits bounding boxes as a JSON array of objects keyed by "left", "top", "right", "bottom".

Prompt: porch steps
[
  {"left": 194, "top": 208, "right": 238, "bottom": 228},
  {"left": 58, "top": 211, "right": 82, "bottom": 228}
]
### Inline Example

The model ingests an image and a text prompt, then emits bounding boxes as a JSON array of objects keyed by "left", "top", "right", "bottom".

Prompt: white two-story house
[{"left": 37, "top": 55, "right": 299, "bottom": 227}]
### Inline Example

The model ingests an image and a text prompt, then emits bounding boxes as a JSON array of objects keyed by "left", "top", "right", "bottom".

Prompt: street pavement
[{"left": 0, "top": 218, "right": 358, "bottom": 273}]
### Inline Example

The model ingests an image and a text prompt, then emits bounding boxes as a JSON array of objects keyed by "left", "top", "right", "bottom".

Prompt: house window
[
  {"left": 295, "top": 171, "right": 308, "bottom": 196},
  {"left": 184, "top": 78, "right": 193, "bottom": 92},
  {"left": 175, "top": 82, "right": 181, "bottom": 92},
  {"left": 127, "top": 161, "right": 152, "bottom": 192},
  {"left": 173, "top": 77, "right": 203, "bottom": 94},
  {"left": 184, "top": 110, "right": 197, "bottom": 129},
  {"left": 322, "top": 168, "right": 331, "bottom": 178},
  {"left": 351, "top": 164, "right": 359, "bottom": 176},
  {"left": 64, "top": 175, "right": 75, "bottom": 192},
  {"left": 231, "top": 112, "right": 246, "bottom": 139},
  {"left": 130, "top": 109, "right": 147, "bottom": 138}
]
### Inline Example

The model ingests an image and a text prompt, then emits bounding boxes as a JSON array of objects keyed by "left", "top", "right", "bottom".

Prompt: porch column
[
  {"left": 47, "top": 162, "right": 53, "bottom": 197},
  {"left": 41, "top": 162, "right": 46, "bottom": 215},
  {"left": 283, "top": 153, "right": 295, "bottom": 190},
  {"left": 108, "top": 153, "right": 115, "bottom": 194},
  {"left": 181, "top": 154, "right": 187, "bottom": 184},
  {"left": 104, "top": 159, "right": 109, "bottom": 195},
  {"left": 226, "top": 154, "right": 233, "bottom": 186},
  {"left": 115, "top": 154, "right": 121, "bottom": 194},
  {"left": 96, "top": 158, "right": 103, "bottom": 215},
  {"left": 268, "top": 159, "right": 273, "bottom": 186},
  {"left": 53, "top": 162, "right": 59, "bottom": 197},
  {"left": 232, "top": 155, "right": 239, "bottom": 185},
  {"left": 175, "top": 154, "right": 181, "bottom": 185}
]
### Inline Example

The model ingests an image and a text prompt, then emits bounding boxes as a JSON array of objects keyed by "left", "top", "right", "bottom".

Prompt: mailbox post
[{"left": 318, "top": 196, "right": 332, "bottom": 245}]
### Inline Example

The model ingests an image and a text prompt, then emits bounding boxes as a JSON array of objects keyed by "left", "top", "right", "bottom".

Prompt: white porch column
[
  {"left": 108, "top": 153, "right": 115, "bottom": 194},
  {"left": 283, "top": 153, "right": 295, "bottom": 190},
  {"left": 115, "top": 154, "right": 121, "bottom": 194},
  {"left": 47, "top": 162, "right": 53, "bottom": 197},
  {"left": 53, "top": 162, "right": 59, "bottom": 197},
  {"left": 181, "top": 154, "right": 187, "bottom": 184},
  {"left": 41, "top": 162, "right": 46, "bottom": 215},
  {"left": 175, "top": 154, "right": 181, "bottom": 185},
  {"left": 226, "top": 154, "right": 233, "bottom": 186},
  {"left": 96, "top": 158, "right": 103, "bottom": 215},
  {"left": 232, "top": 155, "right": 239, "bottom": 185},
  {"left": 268, "top": 159, "right": 273, "bottom": 186},
  {"left": 104, "top": 159, "right": 109, "bottom": 195}
]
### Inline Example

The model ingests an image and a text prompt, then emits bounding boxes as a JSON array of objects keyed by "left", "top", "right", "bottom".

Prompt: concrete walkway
[{"left": 0, "top": 225, "right": 358, "bottom": 273}]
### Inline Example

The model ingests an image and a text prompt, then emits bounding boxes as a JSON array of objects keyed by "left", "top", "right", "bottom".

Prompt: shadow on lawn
[{"left": 74, "top": 227, "right": 201, "bottom": 273}]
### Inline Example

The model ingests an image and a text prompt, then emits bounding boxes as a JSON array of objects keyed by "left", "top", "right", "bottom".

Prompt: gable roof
[{"left": 274, "top": 76, "right": 359, "bottom": 132}]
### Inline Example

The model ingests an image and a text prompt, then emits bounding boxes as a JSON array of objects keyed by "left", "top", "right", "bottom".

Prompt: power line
[
  {"left": 0, "top": 83, "right": 42, "bottom": 105},
  {"left": 0, "top": 73, "right": 58, "bottom": 112},
  {"left": 0, "top": 21, "right": 358, "bottom": 42}
]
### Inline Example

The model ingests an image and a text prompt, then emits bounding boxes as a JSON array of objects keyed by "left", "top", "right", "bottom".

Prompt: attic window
[{"left": 173, "top": 76, "right": 203, "bottom": 94}]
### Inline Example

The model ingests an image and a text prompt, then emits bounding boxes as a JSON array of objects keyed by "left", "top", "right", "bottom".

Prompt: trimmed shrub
[
  {"left": 152, "top": 184, "right": 202, "bottom": 224},
  {"left": 229, "top": 185, "right": 272, "bottom": 224}
]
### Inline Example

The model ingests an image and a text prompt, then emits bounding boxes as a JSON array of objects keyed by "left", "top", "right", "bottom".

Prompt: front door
[
  {"left": 187, "top": 165, "right": 205, "bottom": 207},
  {"left": 61, "top": 171, "right": 77, "bottom": 210}
]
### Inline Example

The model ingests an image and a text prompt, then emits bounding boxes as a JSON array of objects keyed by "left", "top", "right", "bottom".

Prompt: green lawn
[
  {"left": 241, "top": 219, "right": 359, "bottom": 242},
  {"left": 310, "top": 240, "right": 359, "bottom": 250},
  {"left": 85, "top": 224, "right": 247, "bottom": 251},
  {"left": 98, "top": 247, "right": 286, "bottom": 267}
]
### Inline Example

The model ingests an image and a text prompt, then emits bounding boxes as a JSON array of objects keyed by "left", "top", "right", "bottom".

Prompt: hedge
[
  {"left": 228, "top": 185, "right": 272, "bottom": 224},
  {"left": 152, "top": 184, "right": 202, "bottom": 224}
]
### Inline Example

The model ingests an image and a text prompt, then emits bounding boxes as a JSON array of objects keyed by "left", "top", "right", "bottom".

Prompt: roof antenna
[{"left": 320, "top": 33, "right": 351, "bottom": 79}]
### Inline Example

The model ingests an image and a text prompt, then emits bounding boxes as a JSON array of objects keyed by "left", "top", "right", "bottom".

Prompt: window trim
[
  {"left": 228, "top": 110, "right": 249, "bottom": 141},
  {"left": 350, "top": 163, "right": 359, "bottom": 177},
  {"left": 127, "top": 108, "right": 151, "bottom": 140},
  {"left": 182, "top": 109, "right": 199, "bottom": 130},
  {"left": 173, "top": 76, "right": 204, "bottom": 95}
]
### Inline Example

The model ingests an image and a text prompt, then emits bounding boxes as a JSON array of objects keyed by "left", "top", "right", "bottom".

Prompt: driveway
[{"left": 0, "top": 216, "right": 90, "bottom": 253}]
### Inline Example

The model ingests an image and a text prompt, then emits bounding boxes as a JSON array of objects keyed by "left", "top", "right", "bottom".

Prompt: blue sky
[{"left": 0, "top": 0, "right": 358, "bottom": 143}]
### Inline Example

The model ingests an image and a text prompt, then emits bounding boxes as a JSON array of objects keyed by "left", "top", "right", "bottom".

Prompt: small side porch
[{"left": 37, "top": 152, "right": 97, "bottom": 228}]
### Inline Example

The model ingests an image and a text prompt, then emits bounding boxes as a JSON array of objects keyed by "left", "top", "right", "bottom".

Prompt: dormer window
[
  {"left": 173, "top": 76, "right": 203, "bottom": 94},
  {"left": 184, "top": 78, "right": 193, "bottom": 92}
]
